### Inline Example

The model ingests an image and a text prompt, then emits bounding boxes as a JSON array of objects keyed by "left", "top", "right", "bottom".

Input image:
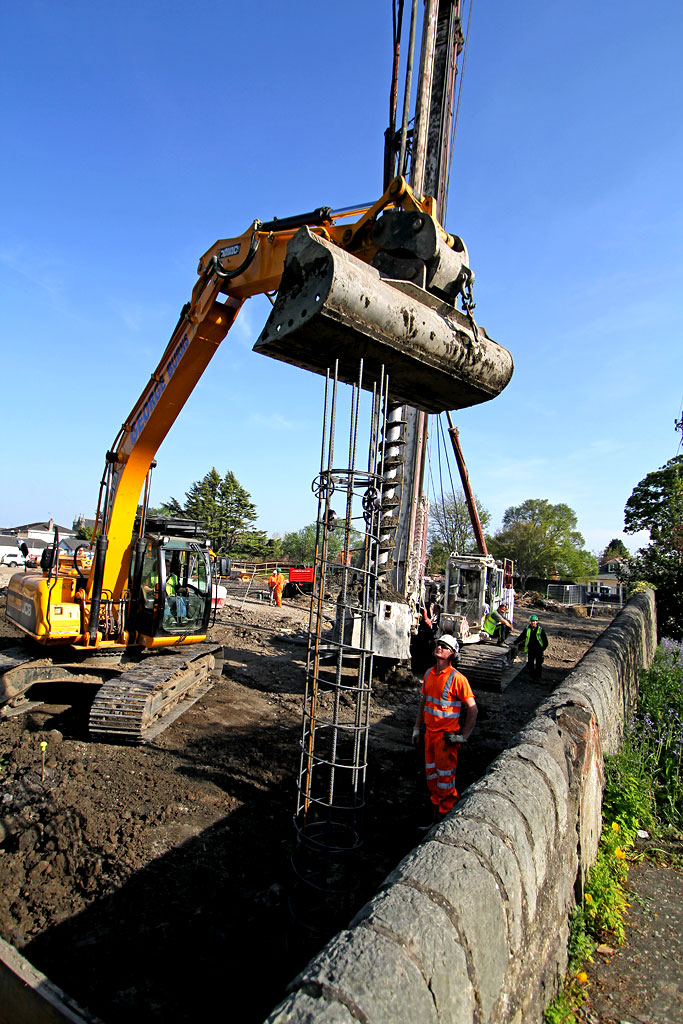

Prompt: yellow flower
[
  {"left": 577, "top": 972, "right": 588, "bottom": 984},
  {"left": 611, "top": 821, "right": 620, "bottom": 832},
  {"left": 584, "top": 893, "right": 594, "bottom": 904},
  {"left": 615, "top": 846, "right": 627, "bottom": 860}
]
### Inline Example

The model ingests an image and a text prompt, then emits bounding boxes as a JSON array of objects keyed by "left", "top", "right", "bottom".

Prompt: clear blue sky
[{"left": 2, "top": 0, "right": 681, "bottom": 556}]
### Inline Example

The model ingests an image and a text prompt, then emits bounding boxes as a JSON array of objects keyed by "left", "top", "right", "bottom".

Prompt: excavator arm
[
  {"left": 9, "top": 176, "right": 512, "bottom": 650},
  {"left": 93, "top": 180, "right": 428, "bottom": 609}
]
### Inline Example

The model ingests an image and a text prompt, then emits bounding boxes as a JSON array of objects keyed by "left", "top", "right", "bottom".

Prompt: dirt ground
[{"left": 0, "top": 566, "right": 614, "bottom": 1023}]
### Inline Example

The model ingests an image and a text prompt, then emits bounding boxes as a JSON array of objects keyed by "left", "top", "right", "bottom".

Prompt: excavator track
[
  {"left": 458, "top": 642, "right": 522, "bottom": 693},
  {"left": 89, "top": 643, "right": 220, "bottom": 744}
]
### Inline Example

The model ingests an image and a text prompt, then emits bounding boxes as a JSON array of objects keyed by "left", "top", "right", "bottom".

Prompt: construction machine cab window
[
  {"left": 137, "top": 537, "right": 210, "bottom": 638},
  {"left": 447, "top": 566, "right": 481, "bottom": 618}
]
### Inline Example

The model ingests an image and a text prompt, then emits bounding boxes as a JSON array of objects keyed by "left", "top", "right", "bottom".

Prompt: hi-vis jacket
[
  {"left": 482, "top": 610, "right": 505, "bottom": 636},
  {"left": 268, "top": 571, "right": 284, "bottom": 592},
  {"left": 519, "top": 624, "right": 548, "bottom": 652},
  {"left": 421, "top": 665, "right": 474, "bottom": 733}
]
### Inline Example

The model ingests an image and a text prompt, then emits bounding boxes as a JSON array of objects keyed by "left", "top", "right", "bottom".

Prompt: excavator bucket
[{"left": 253, "top": 227, "right": 513, "bottom": 413}]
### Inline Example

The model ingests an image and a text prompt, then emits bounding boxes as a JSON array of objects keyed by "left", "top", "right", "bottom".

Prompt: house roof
[{"left": 12, "top": 522, "right": 75, "bottom": 535}]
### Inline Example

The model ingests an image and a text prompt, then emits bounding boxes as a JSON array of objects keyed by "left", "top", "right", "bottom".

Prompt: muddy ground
[{"left": 0, "top": 566, "right": 613, "bottom": 1022}]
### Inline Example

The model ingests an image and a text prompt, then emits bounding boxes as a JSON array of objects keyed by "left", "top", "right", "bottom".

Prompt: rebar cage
[{"left": 291, "top": 360, "right": 391, "bottom": 928}]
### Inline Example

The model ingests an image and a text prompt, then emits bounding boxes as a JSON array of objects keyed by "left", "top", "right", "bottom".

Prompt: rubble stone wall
[{"left": 266, "top": 590, "right": 657, "bottom": 1024}]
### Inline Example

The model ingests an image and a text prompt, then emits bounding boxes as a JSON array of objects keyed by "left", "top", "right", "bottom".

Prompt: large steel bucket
[{"left": 253, "top": 227, "right": 513, "bottom": 413}]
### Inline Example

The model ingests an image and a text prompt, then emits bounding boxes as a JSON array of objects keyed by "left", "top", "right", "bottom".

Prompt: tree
[
  {"left": 281, "top": 521, "right": 363, "bottom": 565},
  {"left": 428, "top": 489, "right": 490, "bottom": 572},
  {"left": 487, "top": 498, "right": 597, "bottom": 589},
  {"left": 624, "top": 455, "right": 683, "bottom": 539},
  {"left": 152, "top": 497, "right": 184, "bottom": 517},
  {"left": 156, "top": 467, "right": 260, "bottom": 556},
  {"left": 600, "top": 538, "right": 629, "bottom": 564},
  {"left": 622, "top": 455, "right": 683, "bottom": 639}
]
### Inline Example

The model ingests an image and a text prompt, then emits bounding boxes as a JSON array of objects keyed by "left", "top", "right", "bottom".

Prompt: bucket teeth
[{"left": 254, "top": 227, "right": 513, "bottom": 414}]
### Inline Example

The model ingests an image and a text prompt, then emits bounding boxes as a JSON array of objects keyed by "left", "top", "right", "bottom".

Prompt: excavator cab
[{"left": 131, "top": 518, "right": 213, "bottom": 643}]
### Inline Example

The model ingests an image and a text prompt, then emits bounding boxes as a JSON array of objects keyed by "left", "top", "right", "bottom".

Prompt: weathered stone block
[
  {"left": 470, "top": 758, "right": 556, "bottom": 893},
  {"left": 456, "top": 788, "right": 538, "bottom": 924},
  {"left": 351, "top": 883, "right": 475, "bottom": 1021},
  {"left": 287, "top": 926, "right": 438, "bottom": 1024},
  {"left": 265, "top": 991, "right": 358, "bottom": 1024},
  {"left": 385, "top": 844, "right": 507, "bottom": 1021},
  {"left": 433, "top": 814, "right": 525, "bottom": 953}
]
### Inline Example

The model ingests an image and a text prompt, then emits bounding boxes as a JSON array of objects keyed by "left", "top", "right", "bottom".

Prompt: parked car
[{"left": 0, "top": 553, "right": 25, "bottom": 567}]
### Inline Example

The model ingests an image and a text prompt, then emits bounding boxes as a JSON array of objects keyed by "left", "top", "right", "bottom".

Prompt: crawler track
[
  {"left": 458, "top": 641, "right": 522, "bottom": 692},
  {"left": 89, "top": 643, "right": 220, "bottom": 743}
]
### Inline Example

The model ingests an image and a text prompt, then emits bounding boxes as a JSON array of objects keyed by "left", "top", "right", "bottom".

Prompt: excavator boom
[{"left": 4, "top": 175, "right": 512, "bottom": 738}]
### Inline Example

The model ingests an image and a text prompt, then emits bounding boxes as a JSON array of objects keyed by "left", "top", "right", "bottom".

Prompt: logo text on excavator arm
[{"left": 130, "top": 333, "right": 190, "bottom": 444}]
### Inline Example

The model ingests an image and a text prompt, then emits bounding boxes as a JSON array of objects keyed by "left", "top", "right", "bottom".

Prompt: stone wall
[{"left": 266, "top": 590, "right": 657, "bottom": 1024}]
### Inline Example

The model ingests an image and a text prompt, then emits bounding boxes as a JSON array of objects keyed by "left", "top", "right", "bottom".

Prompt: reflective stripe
[
  {"left": 437, "top": 780, "right": 455, "bottom": 790},
  {"left": 424, "top": 667, "right": 463, "bottom": 721},
  {"left": 427, "top": 695, "right": 461, "bottom": 708},
  {"left": 436, "top": 767, "right": 454, "bottom": 776},
  {"left": 425, "top": 762, "right": 436, "bottom": 770},
  {"left": 426, "top": 772, "right": 438, "bottom": 780},
  {"left": 425, "top": 706, "right": 461, "bottom": 719}
]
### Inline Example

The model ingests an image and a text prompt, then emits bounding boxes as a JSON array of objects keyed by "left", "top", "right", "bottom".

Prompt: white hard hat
[{"left": 436, "top": 634, "right": 460, "bottom": 654}]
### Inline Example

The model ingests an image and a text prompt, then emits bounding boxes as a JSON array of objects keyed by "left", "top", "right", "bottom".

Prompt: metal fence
[{"left": 546, "top": 584, "right": 585, "bottom": 605}]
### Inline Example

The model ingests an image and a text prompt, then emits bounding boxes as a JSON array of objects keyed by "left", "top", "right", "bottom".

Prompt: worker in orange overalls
[
  {"left": 268, "top": 568, "right": 285, "bottom": 607},
  {"left": 412, "top": 634, "right": 478, "bottom": 820}
]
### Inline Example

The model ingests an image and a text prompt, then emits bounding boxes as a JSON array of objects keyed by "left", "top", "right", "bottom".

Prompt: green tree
[
  {"left": 230, "top": 530, "right": 274, "bottom": 559},
  {"left": 487, "top": 498, "right": 597, "bottom": 589},
  {"left": 157, "top": 467, "right": 259, "bottom": 556},
  {"left": 281, "top": 521, "right": 363, "bottom": 565},
  {"left": 151, "top": 497, "right": 184, "bottom": 517},
  {"left": 622, "top": 455, "right": 683, "bottom": 639},
  {"left": 429, "top": 489, "right": 490, "bottom": 570},
  {"left": 281, "top": 524, "right": 319, "bottom": 565},
  {"left": 600, "top": 538, "right": 630, "bottom": 563}
]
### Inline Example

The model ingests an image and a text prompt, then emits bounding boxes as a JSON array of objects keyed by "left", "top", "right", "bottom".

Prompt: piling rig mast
[
  {"left": 373, "top": 0, "right": 480, "bottom": 657},
  {"left": 290, "top": 0, "right": 514, "bottom": 929}
]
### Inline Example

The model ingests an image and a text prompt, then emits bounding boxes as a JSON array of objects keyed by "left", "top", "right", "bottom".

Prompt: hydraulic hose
[{"left": 88, "top": 534, "right": 109, "bottom": 646}]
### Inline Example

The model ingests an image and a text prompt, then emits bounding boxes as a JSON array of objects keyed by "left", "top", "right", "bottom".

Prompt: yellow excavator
[{"left": 1, "top": 173, "right": 512, "bottom": 742}]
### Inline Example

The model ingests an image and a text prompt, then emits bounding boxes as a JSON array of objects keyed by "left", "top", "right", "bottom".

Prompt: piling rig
[{"left": 290, "top": 0, "right": 516, "bottom": 929}]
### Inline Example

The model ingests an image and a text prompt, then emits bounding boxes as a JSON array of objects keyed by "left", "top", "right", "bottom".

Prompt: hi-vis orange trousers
[{"left": 424, "top": 730, "right": 459, "bottom": 816}]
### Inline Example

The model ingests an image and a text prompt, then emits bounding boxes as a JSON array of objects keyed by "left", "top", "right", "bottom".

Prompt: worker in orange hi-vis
[
  {"left": 412, "top": 634, "right": 478, "bottom": 821},
  {"left": 268, "top": 569, "right": 285, "bottom": 607}
]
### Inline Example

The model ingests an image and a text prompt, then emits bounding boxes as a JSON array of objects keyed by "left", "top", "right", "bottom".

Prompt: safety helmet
[
  {"left": 529, "top": 614, "right": 539, "bottom": 622},
  {"left": 435, "top": 634, "right": 460, "bottom": 655}
]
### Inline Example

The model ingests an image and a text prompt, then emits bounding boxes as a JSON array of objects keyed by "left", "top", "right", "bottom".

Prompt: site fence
[{"left": 547, "top": 583, "right": 585, "bottom": 605}]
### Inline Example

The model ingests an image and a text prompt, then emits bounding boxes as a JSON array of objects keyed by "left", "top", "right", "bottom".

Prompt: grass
[{"left": 544, "top": 637, "right": 683, "bottom": 1022}]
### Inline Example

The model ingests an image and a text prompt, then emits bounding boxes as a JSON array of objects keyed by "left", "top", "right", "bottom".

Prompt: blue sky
[{"left": 2, "top": 0, "right": 681, "bottom": 556}]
